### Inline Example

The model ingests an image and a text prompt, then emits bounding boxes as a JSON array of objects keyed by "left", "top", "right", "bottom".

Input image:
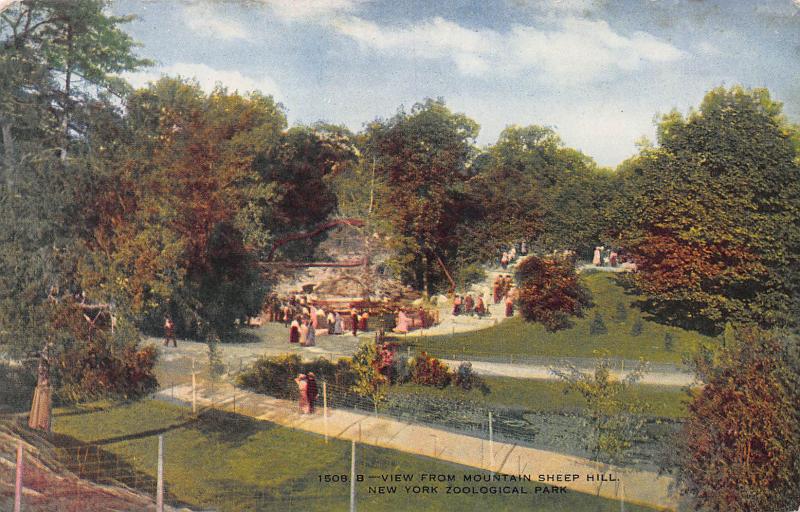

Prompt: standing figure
[
  {"left": 417, "top": 307, "right": 427, "bottom": 328},
  {"left": 310, "top": 305, "right": 318, "bottom": 329},
  {"left": 282, "top": 305, "right": 291, "bottom": 327},
  {"left": 501, "top": 252, "right": 509, "bottom": 269},
  {"left": 306, "top": 373, "right": 318, "bottom": 413},
  {"left": 294, "top": 374, "right": 311, "bottom": 414},
  {"left": 334, "top": 312, "right": 343, "bottom": 335},
  {"left": 351, "top": 308, "right": 359, "bottom": 337},
  {"left": 593, "top": 247, "right": 602, "bottom": 266},
  {"left": 289, "top": 317, "right": 300, "bottom": 343},
  {"left": 304, "top": 319, "right": 316, "bottom": 347},
  {"left": 299, "top": 318, "right": 309, "bottom": 346},
  {"left": 505, "top": 291, "right": 515, "bottom": 318},
  {"left": 452, "top": 295, "right": 462, "bottom": 316},
  {"left": 394, "top": 310, "right": 410, "bottom": 334},
  {"left": 493, "top": 276, "right": 502, "bottom": 304},
  {"left": 475, "top": 295, "right": 486, "bottom": 317},
  {"left": 327, "top": 310, "right": 336, "bottom": 335},
  {"left": 520, "top": 241, "right": 528, "bottom": 255},
  {"left": 464, "top": 294, "right": 474, "bottom": 316},
  {"left": 163, "top": 315, "right": 177, "bottom": 347},
  {"left": 610, "top": 250, "right": 618, "bottom": 267},
  {"left": 359, "top": 311, "right": 369, "bottom": 332}
]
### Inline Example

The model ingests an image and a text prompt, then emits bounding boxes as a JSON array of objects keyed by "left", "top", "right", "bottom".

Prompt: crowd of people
[
  {"left": 500, "top": 240, "right": 528, "bottom": 269},
  {"left": 451, "top": 293, "right": 488, "bottom": 317},
  {"left": 592, "top": 246, "right": 620, "bottom": 267}
]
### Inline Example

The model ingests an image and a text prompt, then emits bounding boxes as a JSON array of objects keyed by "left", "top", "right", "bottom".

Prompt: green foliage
[
  {"left": 663, "top": 332, "right": 675, "bottom": 352},
  {"left": 236, "top": 354, "right": 354, "bottom": 399},
  {"left": 453, "top": 361, "right": 487, "bottom": 393},
  {"left": 589, "top": 312, "right": 608, "bottom": 336},
  {"left": 676, "top": 328, "right": 800, "bottom": 511},
  {"left": 350, "top": 341, "right": 388, "bottom": 412},
  {"left": 630, "top": 316, "right": 644, "bottom": 337},
  {"left": 553, "top": 355, "right": 649, "bottom": 464},
  {"left": 613, "top": 302, "right": 628, "bottom": 323},
  {"left": 621, "top": 86, "right": 800, "bottom": 333}
]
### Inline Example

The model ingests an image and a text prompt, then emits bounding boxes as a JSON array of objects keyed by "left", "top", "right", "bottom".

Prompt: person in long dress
[
  {"left": 493, "top": 277, "right": 502, "bottom": 304},
  {"left": 593, "top": 246, "right": 602, "bottom": 266},
  {"left": 359, "top": 311, "right": 369, "bottom": 331},
  {"left": 464, "top": 294, "right": 474, "bottom": 316},
  {"left": 505, "top": 289, "right": 515, "bottom": 318},
  {"left": 475, "top": 295, "right": 486, "bottom": 317},
  {"left": 289, "top": 317, "right": 300, "bottom": 343},
  {"left": 299, "top": 318, "right": 309, "bottom": 346},
  {"left": 334, "top": 312, "right": 343, "bottom": 335},
  {"left": 306, "top": 373, "right": 318, "bottom": 413},
  {"left": 294, "top": 374, "right": 310, "bottom": 414},
  {"left": 351, "top": 308, "right": 359, "bottom": 336},
  {"left": 394, "top": 310, "right": 410, "bottom": 334},
  {"left": 310, "top": 305, "right": 318, "bottom": 329},
  {"left": 304, "top": 320, "right": 316, "bottom": 347},
  {"left": 327, "top": 310, "right": 335, "bottom": 334}
]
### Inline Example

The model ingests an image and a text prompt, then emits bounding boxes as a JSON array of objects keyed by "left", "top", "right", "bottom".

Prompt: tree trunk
[{"left": 1, "top": 121, "right": 14, "bottom": 189}]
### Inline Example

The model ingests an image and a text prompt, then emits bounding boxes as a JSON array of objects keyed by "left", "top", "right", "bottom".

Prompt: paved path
[{"left": 155, "top": 380, "right": 679, "bottom": 511}]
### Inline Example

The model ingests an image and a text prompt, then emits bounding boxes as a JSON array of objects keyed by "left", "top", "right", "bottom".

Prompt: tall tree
[
  {"left": 364, "top": 99, "right": 479, "bottom": 294},
  {"left": 622, "top": 87, "right": 800, "bottom": 333}
]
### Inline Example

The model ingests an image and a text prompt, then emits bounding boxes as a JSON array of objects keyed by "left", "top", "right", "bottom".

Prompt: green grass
[
  {"left": 51, "top": 399, "right": 658, "bottom": 512},
  {"left": 388, "top": 376, "right": 691, "bottom": 419},
  {"left": 400, "top": 272, "right": 713, "bottom": 364}
]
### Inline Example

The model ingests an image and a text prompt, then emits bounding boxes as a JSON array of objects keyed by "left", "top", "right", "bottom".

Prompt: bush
[
  {"left": 457, "top": 263, "right": 487, "bottom": 290},
  {"left": 589, "top": 312, "right": 608, "bottom": 336},
  {"left": 631, "top": 316, "right": 644, "bottom": 336},
  {"left": 410, "top": 352, "right": 451, "bottom": 388},
  {"left": 516, "top": 255, "right": 592, "bottom": 331},
  {"left": 236, "top": 354, "right": 354, "bottom": 399},
  {"left": 453, "top": 362, "right": 488, "bottom": 394},
  {"left": 664, "top": 332, "right": 675, "bottom": 351},
  {"left": 613, "top": 302, "right": 628, "bottom": 322}
]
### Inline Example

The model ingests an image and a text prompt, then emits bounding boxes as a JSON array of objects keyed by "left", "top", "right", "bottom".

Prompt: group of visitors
[
  {"left": 500, "top": 241, "right": 528, "bottom": 269},
  {"left": 294, "top": 372, "right": 319, "bottom": 414},
  {"left": 452, "top": 293, "right": 487, "bottom": 317},
  {"left": 288, "top": 306, "right": 371, "bottom": 345},
  {"left": 592, "top": 246, "right": 619, "bottom": 267},
  {"left": 490, "top": 275, "right": 516, "bottom": 318}
]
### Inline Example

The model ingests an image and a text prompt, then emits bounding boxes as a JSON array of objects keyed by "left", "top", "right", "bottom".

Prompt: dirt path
[{"left": 154, "top": 380, "right": 678, "bottom": 510}]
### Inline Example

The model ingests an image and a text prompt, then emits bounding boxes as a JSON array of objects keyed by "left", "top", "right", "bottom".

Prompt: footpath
[{"left": 155, "top": 380, "right": 679, "bottom": 511}]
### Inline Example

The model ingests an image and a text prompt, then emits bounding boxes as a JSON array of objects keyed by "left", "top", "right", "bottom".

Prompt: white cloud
[
  {"left": 264, "top": 0, "right": 368, "bottom": 22},
  {"left": 126, "top": 63, "right": 281, "bottom": 97},
  {"left": 181, "top": 4, "right": 251, "bottom": 41},
  {"left": 333, "top": 15, "right": 686, "bottom": 85}
]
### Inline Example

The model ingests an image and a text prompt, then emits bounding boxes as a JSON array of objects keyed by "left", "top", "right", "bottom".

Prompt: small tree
[
  {"left": 553, "top": 355, "right": 649, "bottom": 495},
  {"left": 664, "top": 332, "right": 675, "bottom": 352},
  {"left": 350, "top": 342, "right": 388, "bottom": 413},
  {"left": 613, "top": 302, "right": 628, "bottom": 323},
  {"left": 630, "top": 316, "right": 644, "bottom": 336},
  {"left": 589, "top": 312, "right": 608, "bottom": 336},
  {"left": 516, "top": 255, "right": 592, "bottom": 331}
]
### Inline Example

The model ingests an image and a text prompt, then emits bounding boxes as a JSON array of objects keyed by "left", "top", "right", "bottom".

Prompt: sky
[{"left": 114, "top": 0, "right": 800, "bottom": 168}]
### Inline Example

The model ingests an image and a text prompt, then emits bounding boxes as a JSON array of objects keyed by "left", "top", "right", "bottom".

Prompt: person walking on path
[
  {"left": 163, "top": 315, "right": 177, "bottom": 347},
  {"left": 359, "top": 311, "right": 369, "bottom": 332},
  {"left": 306, "top": 373, "right": 318, "bottom": 413},
  {"left": 289, "top": 317, "right": 300, "bottom": 344},
  {"left": 505, "top": 290, "right": 515, "bottom": 318},
  {"left": 327, "top": 310, "right": 335, "bottom": 334},
  {"left": 593, "top": 246, "right": 602, "bottom": 266},
  {"left": 294, "top": 374, "right": 311, "bottom": 414},
  {"left": 493, "top": 276, "right": 502, "bottom": 304},
  {"left": 475, "top": 295, "right": 486, "bottom": 317},
  {"left": 464, "top": 294, "right": 474, "bottom": 316},
  {"left": 299, "top": 318, "right": 309, "bottom": 346},
  {"left": 303, "top": 319, "right": 316, "bottom": 346}
]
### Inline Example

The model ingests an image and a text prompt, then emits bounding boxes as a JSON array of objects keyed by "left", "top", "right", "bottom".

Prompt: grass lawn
[
  {"left": 397, "top": 272, "right": 713, "bottom": 364},
  {"left": 388, "top": 376, "right": 691, "bottom": 419},
  {"left": 51, "top": 399, "right": 658, "bottom": 512}
]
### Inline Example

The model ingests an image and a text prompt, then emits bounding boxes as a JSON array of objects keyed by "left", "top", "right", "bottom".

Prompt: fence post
[
  {"left": 619, "top": 480, "right": 625, "bottom": 512},
  {"left": 323, "top": 381, "right": 329, "bottom": 443},
  {"left": 488, "top": 412, "right": 494, "bottom": 473},
  {"left": 191, "top": 359, "right": 197, "bottom": 415},
  {"left": 233, "top": 391, "right": 236, "bottom": 414},
  {"left": 14, "top": 439, "right": 22, "bottom": 512},
  {"left": 350, "top": 440, "right": 357, "bottom": 512},
  {"left": 156, "top": 435, "right": 164, "bottom": 512}
]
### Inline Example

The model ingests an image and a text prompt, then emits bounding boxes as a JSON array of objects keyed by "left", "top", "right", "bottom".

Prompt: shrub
[
  {"left": 516, "top": 255, "right": 592, "bottom": 331},
  {"left": 631, "top": 316, "right": 644, "bottom": 336},
  {"left": 664, "top": 332, "right": 675, "bottom": 351},
  {"left": 613, "top": 302, "right": 628, "bottom": 322},
  {"left": 589, "top": 312, "right": 608, "bottom": 336},
  {"left": 457, "top": 263, "right": 487, "bottom": 290},
  {"left": 236, "top": 354, "right": 354, "bottom": 399},
  {"left": 410, "top": 352, "right": 451, "bottom": 388},
  {"left": 453, "top": 361, "right": 488, "bottom": 393}
]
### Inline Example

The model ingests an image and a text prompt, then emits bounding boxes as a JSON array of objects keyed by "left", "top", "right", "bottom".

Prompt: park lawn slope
[
  {"left": 400, "top": 272, "right": 713, "bottom": 364},
  {"left": 51, "top": 399, "right": 657, "bottom": 512}
]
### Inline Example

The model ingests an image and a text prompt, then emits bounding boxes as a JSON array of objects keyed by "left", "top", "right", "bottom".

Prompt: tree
[
  {"left": 621, "top": 87, "right": 800, "bottom": 333},
  {"left": 364, "top": 99, "right": 479, "bottom": 294},
  {"left": 675, "top": 328, "right": 800, "bottom": 511},
  {"left": 553, "top": 355, "right": 649, "bottom": 494},
  {"left": 515, "top": 254, "right": 592, "bottom": 331},
  {"left": 350, "top": 341, "right": 388, "bottom": 413}
]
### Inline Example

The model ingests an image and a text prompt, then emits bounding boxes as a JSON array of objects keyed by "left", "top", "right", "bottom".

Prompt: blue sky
[{"left": 115, "top": 0, "right": 800, "bottom": 168}]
